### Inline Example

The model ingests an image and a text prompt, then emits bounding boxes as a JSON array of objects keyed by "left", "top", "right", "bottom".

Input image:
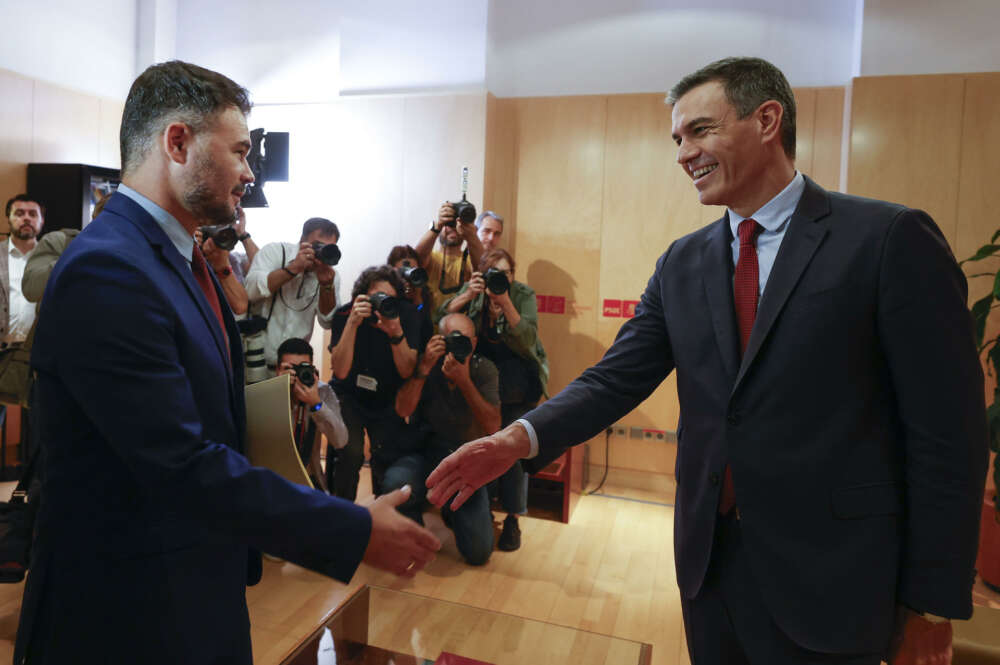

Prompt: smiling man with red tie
[
  {"left": 427, "top": 57, "right": 987, "bottom": 665},
  {"left": 16, "top": 61, "right": 440, "bottom": 665}
]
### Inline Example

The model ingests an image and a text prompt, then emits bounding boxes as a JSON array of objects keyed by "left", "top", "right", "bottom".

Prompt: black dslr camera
[
  {"left": 483, "top": 268, "right": 510, "bottom": 295},
  {"left": 444, "top": 331, "right": 473, "bottom": 363},
  {"left": 291, "top": 362, "right": 317, "bottom": 388},
  {"left": 311, "top": 241, "right": 341, "bottom": 266},
  {"left": 400, "top": 265, "right": 428, "bottom": 287},
  {"left": 451, "top": 195, "right": 477, "bottom": 226},
  {"left": 367, "top": 292, "right": 400, "bottom": 321},
  {"left": 199, "top": 224, "right": 239, "bottom": 251}
]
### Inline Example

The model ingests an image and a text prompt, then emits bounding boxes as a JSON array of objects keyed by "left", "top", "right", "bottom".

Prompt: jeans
[
  {"left": 327, "top": 398, "right": 409, "bottom": 501},
  {"left": 495, "top": 402, "right": 534, "bottom": 515}
]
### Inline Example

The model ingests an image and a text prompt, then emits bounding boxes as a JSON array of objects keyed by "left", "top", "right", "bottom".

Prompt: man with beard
[
  {"left": 15, "top": 60, "right": 440, "bottom": 665},
  {"left": 415, "top": 201, "right": 485, "bottom": 321},
  {"left": 2, "top": 195, "right": 44, "bottom": 351}
]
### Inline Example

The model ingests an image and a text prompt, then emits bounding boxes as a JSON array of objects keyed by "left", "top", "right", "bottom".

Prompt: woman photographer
[
  {"left": 387, "top": 244, "right": 434, "bottom": 343},
  {"left": 440, "top": 248, "right": 548, "bottom": 551},
  {"left": 327, "top": 266, "right": 422, "bottom": 500}
]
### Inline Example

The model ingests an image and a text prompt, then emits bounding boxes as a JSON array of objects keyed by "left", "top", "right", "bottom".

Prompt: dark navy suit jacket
[
  {"left": 15, "top": 193, "right": 372, "bottom": 664},
  {"left": 524, "top": 177, "right": 988, "bottom": 653}
]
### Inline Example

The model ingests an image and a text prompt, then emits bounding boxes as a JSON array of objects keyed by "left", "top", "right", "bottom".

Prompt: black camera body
[
  {"left": 291, "top": 362, "right": 317, "bottom": 388},
  {"left": 200, "top": 224, "right": 239, "bottom": 251},
  {"left": 311, "top": 241, "right": 341, "bottom": 266},
  {"left": 400, "top": 266, "right": 428, "bottom": 287},
  {"left": 452, "top": 195, "right": 477, "bottom": 225},
  {"left": 483, "top": 268, "right": 510, "bottom": 295},
  {"left": 444, "top": 331, "right": 474, "bottom": 363},
  {"left": 367, "top": 292, "right": 400, "bottom": 321}
]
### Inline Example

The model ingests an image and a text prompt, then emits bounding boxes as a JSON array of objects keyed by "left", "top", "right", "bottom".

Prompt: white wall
[
  {"left": 860, "top": 0, "right": 1000, "bottom": 76},
  {"left": 0, "top": 0, "right": 137, "bottom": 100},
  {"left": 486, "top": 0, "right": 859, "bottom": 97}
]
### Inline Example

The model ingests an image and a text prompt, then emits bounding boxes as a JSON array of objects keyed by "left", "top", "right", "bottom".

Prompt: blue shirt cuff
[{"left": 515, "top": 418, "right": 539, "bottom": 459}]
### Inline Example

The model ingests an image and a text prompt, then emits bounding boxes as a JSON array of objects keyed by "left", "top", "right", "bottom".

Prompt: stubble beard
[{"left": 183, "top": 154, "right": 240, "bottom": 227}]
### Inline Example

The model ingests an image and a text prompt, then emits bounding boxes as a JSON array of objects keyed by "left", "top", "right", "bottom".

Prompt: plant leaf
[
  {"left": 971, "top": 293, "right": 994, "bottom": 347},
  {"left": 961, "top": 244, "right": 1000, "bottom": 265}
]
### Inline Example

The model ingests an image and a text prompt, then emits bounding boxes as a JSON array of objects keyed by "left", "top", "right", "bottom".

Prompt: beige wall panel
[
  {"left": 483, "top": 94, "right": 518, "bottom": 257},
  {"left": 793, "top": 88, "right": 816, "bottom": 178},
  {"left": 31, "top": 80, "right": 100, "bottom": 165},
  {"left": 0, "top": 70, "right": 33, "bottom": 233},
  {"left": 848, "top": 74, "right": 964, "bottom": 247},
  {"left": 97, "top": 98, "right": 124, "bottom": 169},
  {"left": 513, "top": 96, "right": 607, "bottom": 397},
  {"left": 811, "top": 87, "right": 845, "bottom": 192},
  {"left": 402, "top": 94, "right": 486, "bottom": 249}
]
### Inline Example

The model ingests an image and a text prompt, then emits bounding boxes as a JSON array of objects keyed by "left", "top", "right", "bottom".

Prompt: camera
[
  {"left": 399, "top": 265, "right": 428, "bottom": 287},
  {"left": 199, "top": 224, "right": 239, "bottom": 251},
  {"left": 452, "top": 195, "right": 477, "bottom": 226},
  {"left": 444, "top": 331, "right": 474, "bottom": 363},
  {"left": 291, "top": 361, "right": 317, "bottom": 388},
  {"left": 483, "top": 268, "right": 510, "bottom": 295},
  {"left": 311, "top": 241, "right": 341, "bottom": 266},
  {"left": 367, "top": 292, "right": 400, "bottom": 320}
]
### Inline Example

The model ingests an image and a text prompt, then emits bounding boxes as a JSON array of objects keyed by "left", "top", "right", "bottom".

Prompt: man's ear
[
  {"left": 163, "top": 121, "right": 194, "bottom": 166},
  {"left": 756, "top": 100, "right": 784, "bottom": 147}
]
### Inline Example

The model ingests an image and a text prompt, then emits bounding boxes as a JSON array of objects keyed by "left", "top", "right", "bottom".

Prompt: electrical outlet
[
  {"left": 630, "top": 426, "right": 643, "bottom": 439},
  {"left": 614, "top": 425, "right": 627, "bottom": 437},
  {"left": 643, "top": 429, "right": 654, "bottom": 440},
  {"left": 655, "top": 430, "right": 666, "bottom": 441}
]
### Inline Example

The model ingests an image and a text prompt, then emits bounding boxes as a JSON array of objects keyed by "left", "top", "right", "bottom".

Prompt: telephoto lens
[
  {"left": 311, "top": 241, "right": 342, "bottom": 266},
  {"left": 400, "top": 266, "right": 428, "bottom": 287},
  {"left": 292, "top": 362, "right": 316, "bottom": 388},
  {"left": 367, "top": 292, "right": 400, "bottom": 320},
  {"left": 199, "top": 224, "right": 239, "bottom": 251},
  {"left": 483, "top": 267, "right": 510, "bottom": 295},
  {"left": 444, "top": 331, "right": 473, "bottom": 363}
]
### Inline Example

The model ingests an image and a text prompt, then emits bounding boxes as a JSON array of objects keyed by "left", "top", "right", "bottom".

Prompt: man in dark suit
[
  {"left": 15, "top": 61, "right": 440, "bottom": 665},
  {"left": 427, "top": 57, "right": 988, "bottom": 664}
]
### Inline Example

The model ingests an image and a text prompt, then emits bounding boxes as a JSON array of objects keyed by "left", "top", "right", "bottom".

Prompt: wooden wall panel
[
  {"left": 483, "top": 94, "right": 518, "bottom": 257},
  {"left": 0, "top": 70, "right": 34, "bottom": 233},
  {"left": 812, "top": 87, "right": 845, "bottom": 191},
  {"left": 848, "top": 75, "right": 965, "bottom": 248},
  {"left": 793, "top": 88, "right": 817, "bottom": 178},
  {"left": 31, "top": 80, "right": 101, "bottom": 166}
]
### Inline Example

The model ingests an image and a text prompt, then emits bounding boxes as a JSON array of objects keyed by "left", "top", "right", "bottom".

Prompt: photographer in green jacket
[{"left": 440, "top": 248, "right": 548, "bottom": 551}]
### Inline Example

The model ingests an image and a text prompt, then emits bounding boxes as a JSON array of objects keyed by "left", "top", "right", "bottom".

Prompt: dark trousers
[
  {"left": 682, "top": 513, "right": 882, "bottom": 665},
  {"left": 326, "top": 398, "right": 407, "bottom": 501},
  {"left": 493, "top": 402, "right": 533, "bottom": 514}
]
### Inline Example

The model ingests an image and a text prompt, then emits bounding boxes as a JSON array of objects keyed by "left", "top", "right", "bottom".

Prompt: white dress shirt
[{"left": 6, "top": 239, "right": 36, "bottom": 343}]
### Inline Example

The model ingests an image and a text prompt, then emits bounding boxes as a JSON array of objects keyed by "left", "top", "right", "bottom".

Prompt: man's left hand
[
  {"left": 201, "top": 237, "right": 230, "bottom": 271},
  {"left": 291, "top": 375, "right": 321, "bottom": 409},
  {"left": 315, "top": 261, "right": 335, "bottom": 286},
  {"left": 441, "top": 352, "right": 471, "bottom": 387},
  {"left": 886, "top": 606, "right": 952, "bottom": 665}
]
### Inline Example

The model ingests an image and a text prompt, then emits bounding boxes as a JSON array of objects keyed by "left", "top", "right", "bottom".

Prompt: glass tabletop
[{"left": 281, "top": 585, "right": 652, "bottom": 665}]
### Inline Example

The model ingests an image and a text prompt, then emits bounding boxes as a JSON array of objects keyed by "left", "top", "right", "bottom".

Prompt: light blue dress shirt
[
  {"left": 517, "top": 172, "right": 807, "bottom": 460},
  {"left": 116, "top": 183, "right": 195, "bottom": 269}
]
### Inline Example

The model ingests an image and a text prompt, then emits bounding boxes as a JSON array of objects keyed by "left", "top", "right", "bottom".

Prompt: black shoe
[{"left": 498, "top": 514, "right": 521, "bottom": 551}]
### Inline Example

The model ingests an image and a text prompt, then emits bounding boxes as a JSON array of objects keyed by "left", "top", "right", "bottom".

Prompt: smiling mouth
[{"left": 692, "top": 164, "right": 718, "bottom": 180}]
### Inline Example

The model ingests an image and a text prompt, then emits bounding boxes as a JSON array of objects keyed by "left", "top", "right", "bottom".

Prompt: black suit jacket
[{"left": 524, "top": 177, "right": 988, "bottom": 653}]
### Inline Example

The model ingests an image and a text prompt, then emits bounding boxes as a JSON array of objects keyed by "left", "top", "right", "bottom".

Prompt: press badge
[{"left": 356, "top": 374, "right": 378, "bottom": 392}]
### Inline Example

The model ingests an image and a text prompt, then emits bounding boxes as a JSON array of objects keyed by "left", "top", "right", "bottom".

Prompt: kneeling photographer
[
  {"left": 388, "top": 313, "right": 500, "bottom": 566},
  {"left": 276, "top": 338, "right": 349, "bottom": 493},
  {"left": 327, "top": 266, "right": 423, "bottom": 500},
  {"left": 440, "top": 249, "right": 548, "bottom": 551}
]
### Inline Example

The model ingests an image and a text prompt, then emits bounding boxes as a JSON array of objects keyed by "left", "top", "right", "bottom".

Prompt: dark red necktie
[
  {"left": 720, "top": 218, "right": 763, "bottom": 516},
  {"left": 190, "top": 246, "right": 230, "bottom": 359}
]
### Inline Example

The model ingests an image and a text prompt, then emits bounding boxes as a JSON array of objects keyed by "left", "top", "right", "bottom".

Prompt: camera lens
[
  {"left": 483, "top": 268, "right": 510, "bottom": 295},
  {"left": 312, "top": 242, "right": 341, "bottom": 266},
  {"left": 293, "top": 362, "right": 316, "bottom": 387},
  {"left": 401, "top": 266, "right": 428, "bottom": 287},
  {"left": 200, "top": 224, "right": 238, "bottom": 251},
  {"left": 444, "top": 331, "right": 473, "bottom": 363},
  {"left": 368, "top": 292, "right": 400, "bottom": 320}
]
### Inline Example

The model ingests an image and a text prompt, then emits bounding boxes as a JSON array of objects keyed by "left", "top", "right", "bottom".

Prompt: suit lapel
[
  {"left": 731, "top": 177, "right": 831, "bottom": 395},
  {"left": 701, "top": 217, "right": 741, "bottom": 382}
]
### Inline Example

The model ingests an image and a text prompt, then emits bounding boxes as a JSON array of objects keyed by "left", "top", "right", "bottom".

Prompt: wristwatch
[
  {"left": 309, "top": 401, "right": 323, "bottom": 413},
  {"left": 388, "top": 333, "right": 405, "bottom": 345},
  {"left": 429, "top": 220, "right": 441, "bottom": 234},
  {"left": 238, "top": 232, "right": 251, "bottom": 242},
  {"left": 214, "top": 266, "right": 232, "bottom": 278}
]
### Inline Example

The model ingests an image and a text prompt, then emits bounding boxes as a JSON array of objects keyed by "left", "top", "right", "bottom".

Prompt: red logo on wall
[
  {"left": 603, "top": 299, "right": 622, "bottom": 317},
  {"left": 536, "top": 294, "right": 548, "bottom": 313},
  {"left": 622, "top": 300, "right": 639, "bottom": 318},
  {"left": 548, "top": 295, "right": 566, "bottom": 314}
]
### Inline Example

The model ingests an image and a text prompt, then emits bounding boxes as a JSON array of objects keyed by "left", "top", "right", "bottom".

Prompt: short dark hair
[
  {"left": 666, "top": 57, "right": 796, "bottom": 159},
  {"left": 276, "top": 337, "right": 313, "bottom": 364},
  {"left": 5, "top": 194, "right": 45, "bottom": 218},
  {"left": 351, "top": 265, "right": 406, "bottom": 302},
  {"left": 120, "top": 60, "right": 252, "bottom": 175},
  {"left": 301, "top": 217, "right": 339, "bottom": 242},
  {"left": 386, "top": 245, "right": 420, "bottom": 267},
  {"left": 479, "top": 248, "right": 515, "bottom": 274}
]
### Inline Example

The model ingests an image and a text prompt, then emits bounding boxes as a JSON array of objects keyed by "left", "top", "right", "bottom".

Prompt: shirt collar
[
  {"left": 728, "top": 171, "right": 806, "bottom": 236},
  {"left": 7, "top": 237, "right": 31, "bottom": 258},
  {"left": 117, "top": 183, "right": 194, "bottom": 263}
]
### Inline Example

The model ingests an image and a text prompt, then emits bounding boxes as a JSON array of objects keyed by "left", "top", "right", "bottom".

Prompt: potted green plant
[{"left": 962, "top": 236, "right": 1000, "bottom": 591}]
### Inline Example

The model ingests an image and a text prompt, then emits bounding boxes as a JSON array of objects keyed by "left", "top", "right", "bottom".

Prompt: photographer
[
  {"left": 276, "top": 337, "right": 348, "bottom": 493},
  {"left": 440, "top": 249, "right": 548, "bottom": 551},
  {"left": 414, "top": 201, "right": 485, "bottom": 319},
  {"left": 327, "top": 266, "right": 421, "bottom": 500},
  {"left": 387, "top": 244, "right": 434, "bottom": 346},
  {"left": 475, "top": 210, "right": 504, "bottom": 252},
  {"left": 227, "top": 205, "right": 260, "bottom": 283},
  {"left": 194, "top": 225, "right": 249, "bottom": 315},
  {"left": 245, "top": 217, "right": 341, "bottom": 375},
  {"left": 388, "top": 313, "right": 499, "bottom": 565}
]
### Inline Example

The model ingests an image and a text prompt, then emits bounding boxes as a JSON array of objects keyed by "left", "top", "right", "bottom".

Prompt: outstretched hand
[
  {"left": 886, "top": 606, "right": 952, "bottom": 665},
  {"left": 426, "top": 423, "right": 531, "bottom": 511},
  {"left": 362, "top": 486, "right": 441, "bottom": 577}
]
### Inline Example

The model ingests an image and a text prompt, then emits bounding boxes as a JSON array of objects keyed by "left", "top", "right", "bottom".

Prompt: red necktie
[
  {"left": 720, "top": 218, "right": 763, "bottom": 516},
  {"left": 190, "top": 246, "right": 230, "bottom": 359}
]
